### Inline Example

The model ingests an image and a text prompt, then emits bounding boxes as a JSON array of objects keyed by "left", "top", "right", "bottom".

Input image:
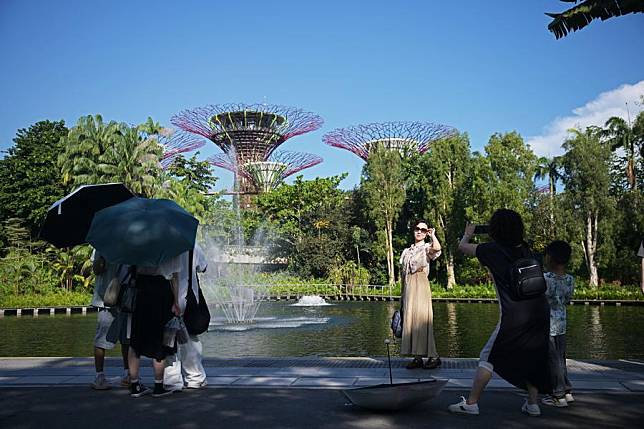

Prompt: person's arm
[
  {"left": 426, "top": 228, "right": 442, "bottom": 259},
  {"left": 171, "top": 272, "right": 181, "bottom": 316},
  {"left": 457, "top": 223, "right": 478, "bottom": 257},
  {"left": 566, "top": 277, "right": 574, "bottom": 304}
]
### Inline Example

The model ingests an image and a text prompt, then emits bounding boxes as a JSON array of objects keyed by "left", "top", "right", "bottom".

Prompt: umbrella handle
[{"left": 385, "top": 339, "right": 393, "bottom": 385}]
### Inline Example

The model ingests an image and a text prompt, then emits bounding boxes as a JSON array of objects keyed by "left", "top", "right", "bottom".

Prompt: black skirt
[
  {"left": 130, "top": 274, "right": 176, "bottom": 361},
  {"left": 488, "top": 286, "right": 552, "bottom": 393}
]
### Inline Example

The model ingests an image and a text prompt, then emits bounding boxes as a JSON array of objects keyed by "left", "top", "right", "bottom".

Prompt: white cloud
[{"left": 526, "top": 80, "right": 644, "bottom": 157}]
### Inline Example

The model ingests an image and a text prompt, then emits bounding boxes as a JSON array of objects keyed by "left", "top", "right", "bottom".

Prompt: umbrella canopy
[
  {"left": 39, "top": 183, "right": 135, "bottom": 248},
  {"left": 86, "top": 197, "right": 199, "bottom": 267},
  {"left": 342, "top": 378, "right": 448, "bottom": 411}
]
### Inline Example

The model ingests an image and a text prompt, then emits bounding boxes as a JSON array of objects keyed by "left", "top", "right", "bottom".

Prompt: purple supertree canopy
[
  {"left": 322, "top": 121, "right": 457, "bottom": 161},
  {"left": 158, "top": 131, "right": 207, "bottom": 169},
  {"left": 171, "top": 103, "right": 323, "bottom": 165},
  {"left": 208, "top": 150, "right": 323, "bottom": 192}
]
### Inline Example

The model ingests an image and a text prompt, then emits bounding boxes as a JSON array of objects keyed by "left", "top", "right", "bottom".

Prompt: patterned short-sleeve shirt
[{"left": 544, "top": 272, "right": 575, "bottom": 336}]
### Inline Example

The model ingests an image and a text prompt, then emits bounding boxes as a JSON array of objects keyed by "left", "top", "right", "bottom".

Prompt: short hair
[
  {"left": 545, "top": 240, "right": 572, "bottom": 265},
  {"left": 489, "top": 209, "right": 524, "bottom": 246}
]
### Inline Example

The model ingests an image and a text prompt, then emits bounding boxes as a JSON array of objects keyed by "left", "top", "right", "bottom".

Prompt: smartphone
[{"left": 474, "top": 224, "right": 489, "bottom": 235}]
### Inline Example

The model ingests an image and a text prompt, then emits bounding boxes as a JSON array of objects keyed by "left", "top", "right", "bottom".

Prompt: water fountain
[{"left": 292, "top": 295, "right": 330, "bottom": 306}]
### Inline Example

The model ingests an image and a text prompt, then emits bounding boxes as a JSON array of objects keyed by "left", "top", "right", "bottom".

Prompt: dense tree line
[{"left": 0, "top": 110, "right": 642, "bottom": 299}]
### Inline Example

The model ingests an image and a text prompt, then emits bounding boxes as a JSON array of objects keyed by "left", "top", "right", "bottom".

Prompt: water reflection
[{"left": 1, "top": 302, "right": 643, "bottom": 359}]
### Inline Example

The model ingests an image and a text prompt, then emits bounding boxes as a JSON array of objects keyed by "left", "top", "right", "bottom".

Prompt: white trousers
[{"left": 164, "top": 335, "right": 207, "bottom": 389}]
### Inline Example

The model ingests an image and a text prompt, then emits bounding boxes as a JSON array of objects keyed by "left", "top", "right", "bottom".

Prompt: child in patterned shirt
[{"left": 542, "top": 240, "right": 575, "bottom": 407}]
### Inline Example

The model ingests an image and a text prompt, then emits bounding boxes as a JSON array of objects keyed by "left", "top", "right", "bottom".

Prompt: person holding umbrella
[
  {"left": 163, "top": 244, "right": 209, "bottom": 391},
  {"left": 127, "top": 256, "right": 183, "bottom": 398},
  {"left": 86, "top": 197, "right": 200, "bottom": 398},
  {"left": 89, "top": 250, "right": 130, "bottom": 390},
  {"left": 38, "top": 184, "right": 136, "bottom": 390}
]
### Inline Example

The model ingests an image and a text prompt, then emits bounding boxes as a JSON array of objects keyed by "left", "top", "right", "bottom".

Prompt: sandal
[
  {"left": 424, "top": 357, "right": 442, "bottom": 369},
  {"left": 406, "top": 357, "right": 424, "bottom": 369}
]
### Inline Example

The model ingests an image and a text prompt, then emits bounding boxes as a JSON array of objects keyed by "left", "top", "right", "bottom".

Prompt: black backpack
[
  {"left": 183, "top": 250, "right": 211, "bottom": 335},
  {"left": 497, "top": 244, "right": 547, "bottom": 301}
]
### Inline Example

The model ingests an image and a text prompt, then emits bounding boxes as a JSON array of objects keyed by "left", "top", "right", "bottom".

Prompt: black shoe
[
  {"left": 424, "top": 357, "right": 442, "bottom": 369},
  {"left": 130, "top": 382, "right": 151, "bottom": 398},
  {"left": 152, "top": 384, "right": 173, "bottom": 398},
  {"left": 406, "top": 357, "right": 424, "bottom": 369}
]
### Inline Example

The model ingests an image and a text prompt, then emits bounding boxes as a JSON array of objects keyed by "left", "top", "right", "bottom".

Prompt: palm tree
[
  {"left": 534, "top": 156, "right": 562, "bottom": 235},
  {"left": 534, "top": 156, "right": 563, "bottom": 196},
  {"left": 603, "top": 114, "right": 640, "bottom": 190},
  {"left": 97, "top": 124, "right": 163, "bottom": 197},
  {"left": 546, "top": 1, "right": 644, "bottom": 39},
  {"left": 59, "top": 115, "right": 120, "bottom": 186}
]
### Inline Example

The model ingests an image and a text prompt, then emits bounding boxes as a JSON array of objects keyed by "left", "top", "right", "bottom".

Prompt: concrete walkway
[
  {"left": 1, "top": 357, "right": 644, "bottom": 392},
  {"left": 2, "top": 357, "right": 644, "bottom": 428}
]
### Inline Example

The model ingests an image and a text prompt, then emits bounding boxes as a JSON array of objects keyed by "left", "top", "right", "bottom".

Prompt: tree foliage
[
  {"left": 58, "top": 114, "right": 163, "bottom": 197},
  {"left": 560, "top": 127, "right": 614, "bottom": 286},
  {"left": 547, "top": 0, "right": 644, "bottom": 39},
  {"left": 0, "top": 120, "right": 69, "bottom": 240},
  {"left": 362, "top": 146, "right": 406, "bottom": 285},
  {"left": 252, "top": 174, "right": 351, "bottom": 278}
]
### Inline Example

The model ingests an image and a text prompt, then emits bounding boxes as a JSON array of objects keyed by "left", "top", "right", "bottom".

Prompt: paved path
[
  {"left": 1, "top": 388, "right": 643, "bottom": 429},
  {"left": 1, "top": 357, "right": 644, "bottom": 392},
  {"left": 2, "top": 357, "right": 644, "bottom": 428}
]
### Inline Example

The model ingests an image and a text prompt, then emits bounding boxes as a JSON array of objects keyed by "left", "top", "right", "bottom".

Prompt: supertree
[
  {"left": 157, "top": 130, "right": 207, "bottom": 169},
  {"left": 209, "top": 150, "right": 323, "bottom": 192},
  {"left": 171, "top": 103, "right": 323, "bottom": 196},
  {"left": 322, "top": 121, "right": 457, "bottom": 161}
]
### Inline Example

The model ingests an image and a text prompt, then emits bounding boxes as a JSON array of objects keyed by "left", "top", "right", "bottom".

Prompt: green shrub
[{"left": 0, "top": 290, "right": 92, "bottom": 308}]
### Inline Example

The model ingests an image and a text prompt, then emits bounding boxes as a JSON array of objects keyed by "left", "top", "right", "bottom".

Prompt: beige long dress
[{"left": 400, "top": 241, "right": 441, "bottom": 358}]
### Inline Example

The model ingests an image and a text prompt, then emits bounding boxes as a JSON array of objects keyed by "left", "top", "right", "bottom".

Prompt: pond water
[{"left": 1, "top": 301, "right": 643, "bottom": 359}]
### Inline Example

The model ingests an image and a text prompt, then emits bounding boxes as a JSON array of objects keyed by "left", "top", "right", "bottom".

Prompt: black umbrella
[{"left": 39, "top": 183, "right": 135, "bottom": 248}]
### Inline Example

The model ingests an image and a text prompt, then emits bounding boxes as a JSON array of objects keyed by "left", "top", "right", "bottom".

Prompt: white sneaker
[
  {"left": 565, "top": 393, "right": 574, "bottom": 403},
  {"left": 521, "top": 400, "right": 541, "bottom": 416},
  {"left": 541, "top": 395, "right": 568, "bottom": 407},
  {"left": 91, "top": 373, "right": 111, "bottom": 390},
  {"left": 186, "top": 380, "right": 208, "bottom": 389},
  {"left": 448, "top": 396, "right": 480, "bottom": 415}
]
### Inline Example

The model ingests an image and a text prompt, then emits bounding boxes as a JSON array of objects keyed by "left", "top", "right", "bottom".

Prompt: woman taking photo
[
  {"left": 449, "top": 209, "right": 551, "bottom": 417},
  {"left": 399, "top": 220, "right": 442, "bottom": 369}
]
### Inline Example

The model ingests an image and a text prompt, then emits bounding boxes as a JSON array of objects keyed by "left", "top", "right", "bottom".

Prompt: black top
[{"left": 476, "top": 241, "right": 552, "bottom": 393}]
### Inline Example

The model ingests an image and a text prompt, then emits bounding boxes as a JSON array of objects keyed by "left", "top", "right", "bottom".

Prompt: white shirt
[
  {"left": 137, "top": 253, "right": 183, "bottom": 280},
  {"left": 176, "top": 244, "right": 208, "bottom": 312}
]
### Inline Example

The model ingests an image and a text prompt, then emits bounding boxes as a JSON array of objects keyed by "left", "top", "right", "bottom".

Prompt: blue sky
[{"left": 1, "top": 0, "right": 643, "bottom": 190}]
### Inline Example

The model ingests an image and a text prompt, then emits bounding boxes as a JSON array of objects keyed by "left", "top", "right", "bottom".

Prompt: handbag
[
  {"left": 119, "top": 268, "right": 137, "bottom": 313},
  {"left": 391, "top": 308, "right": 403, "bottom": 338},
  {"left": 183, "top": 250, "right": 211, "bottom": 335},
  {"left": 103, "top": 277, "right": 121, "bottom": 307}
]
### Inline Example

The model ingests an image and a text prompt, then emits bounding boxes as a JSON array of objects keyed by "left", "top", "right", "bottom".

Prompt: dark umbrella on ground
[
  {"left": 86, "top": 197, "right": 199, "bottom": 267},
  {"left": 39, "top": 183, "right": 135, "bottom": 248},
  {"left": 341, "top": 340, "right": 448, "bottom": 411}
]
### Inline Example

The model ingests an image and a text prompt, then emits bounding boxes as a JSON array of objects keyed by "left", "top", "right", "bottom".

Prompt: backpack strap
[
  {"left": 188, "top": 249, "right": 193, "bottom": 288},
  {"left": 496, "top": 241, "right": 530, "bottom": 263},
  {"left": 188, "top": 249, "right": 196, "bottom": 303}
]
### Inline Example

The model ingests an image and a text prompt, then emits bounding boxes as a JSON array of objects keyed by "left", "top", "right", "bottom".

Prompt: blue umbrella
[{"left": 86, "top": 197, "right": 199, "bottom": 267}]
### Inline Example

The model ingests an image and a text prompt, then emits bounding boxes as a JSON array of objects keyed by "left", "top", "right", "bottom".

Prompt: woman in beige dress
[{"left": 400, "top": 220, "right": 442, "bottom": 369}]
